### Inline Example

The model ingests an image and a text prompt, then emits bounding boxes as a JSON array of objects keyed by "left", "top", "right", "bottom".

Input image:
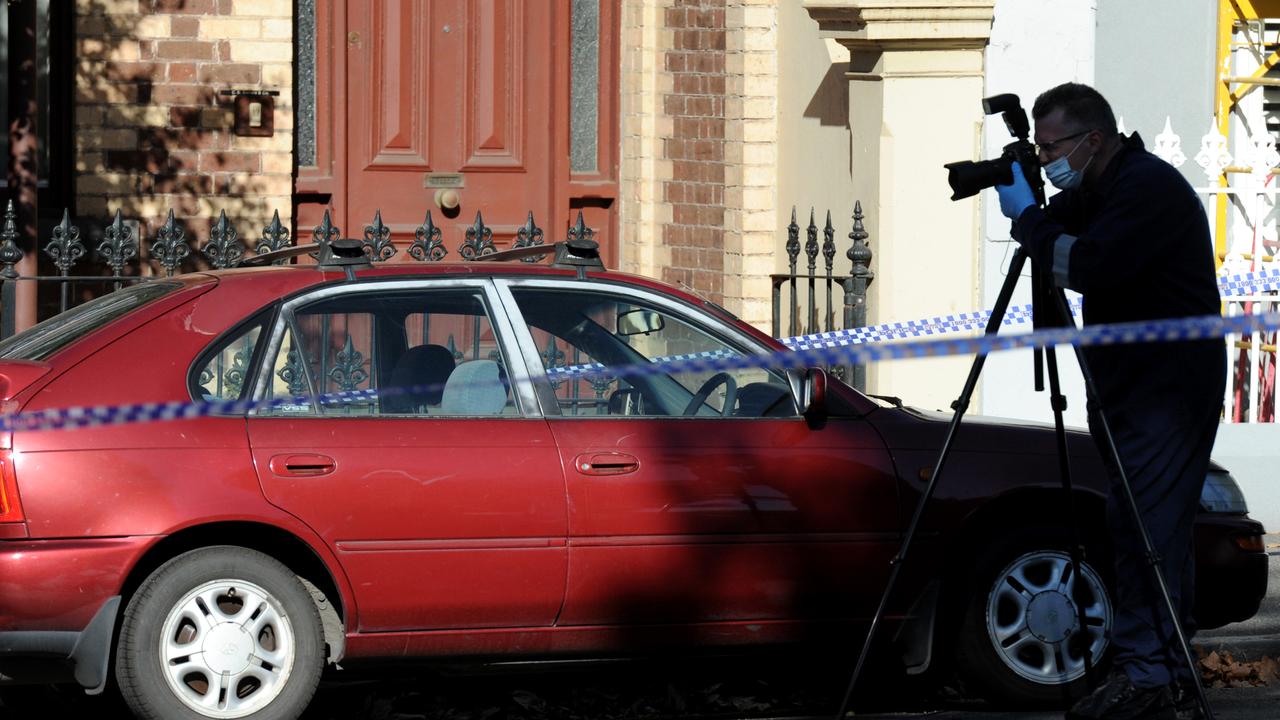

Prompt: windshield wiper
[{"left": 871, "top": 394, "right": 903, "bottom": 408}]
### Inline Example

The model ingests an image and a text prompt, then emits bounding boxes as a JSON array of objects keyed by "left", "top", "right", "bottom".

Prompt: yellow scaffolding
[{"left": 1216, "top": 0, "right": 1280, "bottom": 261}]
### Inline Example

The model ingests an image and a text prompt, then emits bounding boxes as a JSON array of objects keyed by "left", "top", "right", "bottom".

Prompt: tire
[
  {"left": 115, "top": 546, "right": 324, "bottom": 720},
  {"left": 954, "top": 528, "right": 1114, "bottom": 707}
]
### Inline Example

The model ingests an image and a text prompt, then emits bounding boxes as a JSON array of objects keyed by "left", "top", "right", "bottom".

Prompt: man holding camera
[{"left": 994, "top": 83, "right": 1224, "bottom": 720}]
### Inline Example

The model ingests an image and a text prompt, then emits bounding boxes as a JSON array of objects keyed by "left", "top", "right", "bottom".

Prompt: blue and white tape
[
  {"left": 775, "top": 267, "right": 1280, "bottom": 351},
  {"left": 6, "top": 311, "right": 1279, "bottom": 434}
]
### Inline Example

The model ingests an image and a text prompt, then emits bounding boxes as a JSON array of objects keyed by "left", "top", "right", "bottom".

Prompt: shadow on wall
[
  {"left": 72, "top": 8, "right": 289, "bottom": 265},
  {"left": 803, "top": 62, "right": 850, "bottom": 129}
]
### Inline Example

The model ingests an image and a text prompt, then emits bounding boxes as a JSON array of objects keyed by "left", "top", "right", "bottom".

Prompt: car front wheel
[
  {"left": 955, "top": 529, "right": 1113, "bottom": 706},
  {"left": 115, "top": 546, "right": 324, "bottom": 720}
]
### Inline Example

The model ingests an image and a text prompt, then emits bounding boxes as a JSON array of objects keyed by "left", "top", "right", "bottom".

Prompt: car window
[
  {"left": 260, "top": 288, "right": 516, "bottom": 417},
  {"left": 0, "top": 281, "right": 182, "bottom": 361},
  {"left": 194, "top": 321, "right": 264, "bottom": 401},
  {"left": 510, "top": 287, "right": 798, "bottom": 418}
]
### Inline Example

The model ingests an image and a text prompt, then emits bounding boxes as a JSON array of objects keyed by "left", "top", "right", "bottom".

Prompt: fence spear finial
[{"left": 0, "top": 200, "right": 23, "bottom": 279}]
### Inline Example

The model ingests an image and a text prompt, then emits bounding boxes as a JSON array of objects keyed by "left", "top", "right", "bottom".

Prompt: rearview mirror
[
  {"left": 802, "top": 367, "right": 828, "bottom": 422},
  {"left": 617, "top": 309, "right": 665, "bottom": 336}
]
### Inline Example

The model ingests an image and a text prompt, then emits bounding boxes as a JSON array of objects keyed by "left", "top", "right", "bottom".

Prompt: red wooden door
[
  {"left": 299, "top": 1, "right": 619, "bottom": 265},
  {"left": 344, "top": 1, "right": 564, "bottom": 260}
]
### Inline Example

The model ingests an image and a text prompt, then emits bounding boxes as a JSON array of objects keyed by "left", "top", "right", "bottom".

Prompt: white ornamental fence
[{"left": 1145, "top": 115, "right": 1278, "bottom": 423}]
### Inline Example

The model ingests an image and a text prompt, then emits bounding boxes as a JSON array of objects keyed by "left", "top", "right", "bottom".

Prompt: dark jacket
[{"left": 1011, "top": 133, "right": 1223, "bottom": 407}]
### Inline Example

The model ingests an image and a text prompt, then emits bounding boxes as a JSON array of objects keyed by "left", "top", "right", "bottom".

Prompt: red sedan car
[{"left": 0, "top": 240, "right": 1266, "bottom": 719}]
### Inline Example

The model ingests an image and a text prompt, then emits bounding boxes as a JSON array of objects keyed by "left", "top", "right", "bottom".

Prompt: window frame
[
  {"left": 247, "top": 278, "right": 545, "bottom": 418},
  {"left": 187, "top": 306, "right": 277, "bottom": 405},
  {"left": 493, "top": 278, "right": 804, "bottom": 419}
]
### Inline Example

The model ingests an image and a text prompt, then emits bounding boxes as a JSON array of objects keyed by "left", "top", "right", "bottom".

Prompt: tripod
[{"left": 835, "top": 246, "right": 1214, "bottom": 720}]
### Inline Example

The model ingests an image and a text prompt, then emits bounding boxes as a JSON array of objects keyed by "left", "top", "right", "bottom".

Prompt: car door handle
[
  {"left": 574, "top": 452, "right": 640, "bottom": 476},
  {"left": 268, "top": 453, "right": 337, "bottom": 477}
]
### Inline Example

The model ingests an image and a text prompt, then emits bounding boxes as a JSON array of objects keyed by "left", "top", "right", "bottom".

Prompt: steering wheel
[{"left": 681, "top": 372, "right": 738, "bottom": 416}]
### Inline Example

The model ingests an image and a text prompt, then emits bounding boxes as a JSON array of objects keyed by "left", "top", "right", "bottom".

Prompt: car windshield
[{"left": 0, "top": 281, "right": 182, "bottom": 361}]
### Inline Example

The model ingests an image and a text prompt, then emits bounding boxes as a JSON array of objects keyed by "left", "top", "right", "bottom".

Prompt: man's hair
[{"left": 1032, "top": 83, "right": 1118, "bottom": 136}]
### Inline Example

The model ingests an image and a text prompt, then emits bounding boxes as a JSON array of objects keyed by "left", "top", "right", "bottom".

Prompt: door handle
[
  {"left": 269, "top": 453, "right": 337, "bottom": 477},
  {"left": 574, "top": 452, "right": 639, "bottom": 476},
  {"left": 433, "top": 188, "right": 460, "bottom": 210}
]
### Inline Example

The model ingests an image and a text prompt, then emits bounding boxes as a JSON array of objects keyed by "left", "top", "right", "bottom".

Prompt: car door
[
  {"left": 498, "top": 279, "right": 900, "bottom": 628},
  {"left": 246, "top": 280, "right": 567, "bottom": 633}
]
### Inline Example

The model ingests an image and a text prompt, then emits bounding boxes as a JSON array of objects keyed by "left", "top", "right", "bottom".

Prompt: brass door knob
[{"left": 434, "top": 189, "right": 460, "bottom": 210}]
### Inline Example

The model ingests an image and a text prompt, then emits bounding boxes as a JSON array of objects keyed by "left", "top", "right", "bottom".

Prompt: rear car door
[
  {"left": 498, "top": 279, "right": 900, "bottom": 628},
  {"left": 245, "top": 280, "right": 567, "bottom": 632}
]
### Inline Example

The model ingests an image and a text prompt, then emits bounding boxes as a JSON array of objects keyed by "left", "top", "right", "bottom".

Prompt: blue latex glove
[{"left": 995, "top": 162, "right": 1035, "bottom": 221}]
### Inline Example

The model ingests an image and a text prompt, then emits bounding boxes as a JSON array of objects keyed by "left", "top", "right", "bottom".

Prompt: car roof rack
[
  {"left": 473, "top": 239, "right": 605, "bottom": 279},
  {"left": 239, "top": 239, "right": 373, "bottom": 273},
  {"left": 239, "top": 238, "right": 603, "bottom": 279}
]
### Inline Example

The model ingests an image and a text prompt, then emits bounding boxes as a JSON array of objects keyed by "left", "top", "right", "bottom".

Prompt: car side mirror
[
  {"left": 802, "top": 367, "right": 828, "bottom": 422},
  {"left": 616, "top": 309, "right": 664, "bottom": 336}
]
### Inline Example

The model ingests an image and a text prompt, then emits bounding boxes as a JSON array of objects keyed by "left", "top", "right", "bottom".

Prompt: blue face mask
[{"left": 1044, "top": 134, "right": 1094, "bottom": 190}]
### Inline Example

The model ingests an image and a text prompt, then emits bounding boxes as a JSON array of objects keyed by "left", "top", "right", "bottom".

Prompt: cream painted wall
[
  {"left": 866, "top": 61, "right": 985, "bottom": 411},
  {"left": 776, "top": 3, "right": 853, "bottom": 310},
  {"left": 978, "top": 0, "right": 1096, "bottom": 427}
]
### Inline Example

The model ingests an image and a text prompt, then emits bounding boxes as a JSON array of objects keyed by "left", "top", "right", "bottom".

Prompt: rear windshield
[{"left": 0, "top": 281, "right": 183, "bottom": 361}]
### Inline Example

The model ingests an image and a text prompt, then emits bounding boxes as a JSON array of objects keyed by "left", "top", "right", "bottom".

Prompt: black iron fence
[
  {"left": 771, "top": 202, "right": 874, "bottom": 389},
  {"left": 0, "top": 198, "right": 874, "bottom": 391},
  {"left": 0, "top": 202, "right": 586, "bottom": 338}
]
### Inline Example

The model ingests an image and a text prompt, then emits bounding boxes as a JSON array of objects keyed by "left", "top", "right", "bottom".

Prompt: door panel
[
  {"left": 465, "top": 0, "right": 522, "bottom": 168},
  {"left": 366, "top": 0, "right": 430, "bottom": 168},
  {"left": 346, "top": 0, "right": 555, "bottom": 255},
  {"left": 249, "top": 418, "right": 567, "bottom": 632},
  {"left": 501, "top": 282, "right": 900, "bottom": 628},
  {"left": 245, "top": 284, "right": 568, "bottom": 633},
  {"left": 550, "top": 418, "right": 900, "bottom": 626}
]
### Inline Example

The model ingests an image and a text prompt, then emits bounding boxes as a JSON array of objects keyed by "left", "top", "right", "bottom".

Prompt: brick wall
[
  {"left": 622, "top": 0, "right": 779, "bottom": 329},
  {"left": 723, "top": 2, "right": 777, "bottom": 327},
  {"left": 75, "top": 0, "right": 292, "bottom": 256},
  {"left": 619, "top": 0, "right": 670, "bottom": 283},
  {"left": 661, "top": 0, "right": 727, "bottom": 303}
]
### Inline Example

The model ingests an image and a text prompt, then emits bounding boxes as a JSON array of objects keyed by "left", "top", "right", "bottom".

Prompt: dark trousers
[{"left": 1087, "top": 343, "right": 1225, "bottom": 689}]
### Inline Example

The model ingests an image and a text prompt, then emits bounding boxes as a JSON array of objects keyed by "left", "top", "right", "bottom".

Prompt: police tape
[
  {"left": 5, "top": 311, "right": 1279, "bottom": 433},
  {"left": 775, "top": 267, "right": 1280, "bottom": 351},
  {"left": 1220, "top": 266, "right": 1280, "bottom": 296}
]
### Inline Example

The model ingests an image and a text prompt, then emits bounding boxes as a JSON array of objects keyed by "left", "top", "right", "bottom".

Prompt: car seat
[
  {"left": 383, "top": 344, "right": 456, "bottom": 413},
  {"left": 439, "top": 359, "right": 509, "bottom": 415}
]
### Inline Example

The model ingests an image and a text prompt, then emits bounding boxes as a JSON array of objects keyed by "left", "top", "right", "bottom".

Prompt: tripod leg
[
  {"left": 835, "top": 250, "right": 1030, "bottom": 718},
  {"left": 1041, "top": 346, "right": 1099, "bottom": 696},
  {"left": 1052, "top": 295, "right": 1215, "bottom": 720}
]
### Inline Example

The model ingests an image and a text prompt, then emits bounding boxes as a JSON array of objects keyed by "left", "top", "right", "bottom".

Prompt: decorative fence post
[
  {"left": 46, "top": 209, "right": 84, "bottom": 313},
  {"left": 845, "top": 201, "right": 874, "bottom": 391},
  {"left": 805, "top": 208, "right": 818, "bottom": 334},
  {"left": 99, "top": 209, "right": 137, "bottom": 292},
  {"left": 784, "top": 209, "right": 799, "bottom": 337},
  {"left": 0, "top": 202, "right": 23, "bottom": 339}
]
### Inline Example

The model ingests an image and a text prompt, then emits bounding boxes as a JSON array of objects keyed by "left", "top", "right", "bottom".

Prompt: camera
[{"left": 944, "top": 94, "right": 1045, "bottom": 203}]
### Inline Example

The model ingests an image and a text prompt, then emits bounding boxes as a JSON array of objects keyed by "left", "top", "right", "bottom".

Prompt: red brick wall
[{"left": 662, "top": 0, "right": 726, "bottom": 302}]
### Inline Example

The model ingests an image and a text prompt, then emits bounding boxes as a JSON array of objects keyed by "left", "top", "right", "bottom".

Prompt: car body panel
[
  {"left": 0, "top": 537, "right": 150, "bottom": 631},
  {"left": 550, "top": 416, "right": 900, "bottom": 625},
  {"left": 249, "top": 416, "right": 569, "bottom": 632}
]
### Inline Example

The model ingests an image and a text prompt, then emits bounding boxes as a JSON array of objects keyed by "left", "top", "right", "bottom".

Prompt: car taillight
[
  {"left": 1235, "top": 534, "right": 1265, "bottom": 553},
  {"left": 0, "top": 450, "right": 22, "bottom": 523}
]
